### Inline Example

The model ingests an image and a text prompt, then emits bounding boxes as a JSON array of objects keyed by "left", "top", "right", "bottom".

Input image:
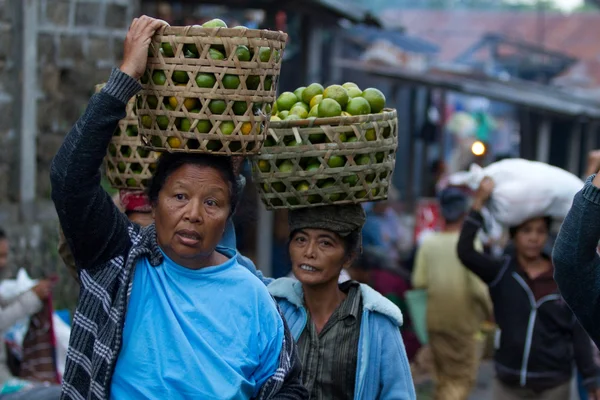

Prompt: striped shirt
[{"left": 297, "top": 281, "right": 362, "bottom": 400}]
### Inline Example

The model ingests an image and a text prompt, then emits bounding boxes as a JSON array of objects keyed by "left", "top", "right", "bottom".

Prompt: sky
[{"left": 506, "top": 0, "right": 584, "bottom": 10}]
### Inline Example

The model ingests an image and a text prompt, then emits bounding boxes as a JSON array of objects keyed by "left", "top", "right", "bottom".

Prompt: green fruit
[
  {"left": 365, "top": 128, "right": 376, "bottom": 141},
  {"left": 362, "top": 88, "right": 386, "bottom": 113},
  {"left": 293, "top": 102, "right": 309, "bottom": 112},
  {"left": 376, "top": 152, "right": 385, "bottom": 163},
  {"left": 220, "top": 121, "right": 235, "bottom": 135},
  {"left": 209, "top": 48, "right": 225, "bottom": 60},
  {"left": 197, "top": 120, "right": 212, "bottom": 133},
  {"left": 147, "top": 95, "right": 159, "bottom": 109},
  {"left": 278, "top": 160, "right": 294, "bottom": 173},
  {"left": 302, "top": 83, "right": 325, "bottom": 105},
  {"left": 233, "top": 101, "right": 248, "bottom": 116},
  {"left": 346, "top": 97, "right": 372, "bottom": 116},
  {"left": 347, "top": 136, "right": 358, "bottom": 143},
  {"left": 246, "top": 75, "right": 260, "bottom": 90},
  {"left": 183, "top": 44, "right": 199, "bottom": 58},
  {"left": 137, "top": 148, "right": 150, "bottom": 158},
  {"left": 179, "top": 118, "right": 192, "bottom": 132},
  {"left": 258, "top": 47, "right": 272, "bottom": 62},
  {"left": 272, "top": 182, "right": 286, "bottom": 192},
  {"left": 223, "top": 74, "right": 240, "bottom": 89},
  {"left": 172, "top": 70, "right": 189, "bottom": 84},
  {"left": 202, "top": 18, "right": 228, "bottom": 28},
  {"left": 278, "top": 111, "right": 289, "bottom": 119},
  {"left": 161, "top": 42, "right": 175, "bottom": 57},
  {"left": 356, "top": 154, "right": 370, "bottom": 165},
  {"left": 308, "top": 105, "right": 319, "bottom": 118},
  {"left": 277, "top": 92, "right": 298, "bottom": 111},
  {"left": 347, "top": 87, "right": 362, "bottom": 98},
  {"left": 319, "top": 179, "right": 341, "bottom": 201},
  {"left": 236, "top": 46, "right": 251, "bottom": 61},
  {"left": 264, "top": 76, "right": 273, "bottom": 91},
  {"left": 305, "top": 163, "right": 320, "bottom": 172},
  {"left": 289, "top": 106, "right": 308, "bottom": 119},
  {"left": 257, "top": 160, "right": 270, "bottom": 173},
  {"left": 293, "top": 87, "right": 306, "bottom": 102},
  {"left": 126, "top": 178, "right": 137, "bottom": 187},
  {"left": 150, "top": 135, "right": 162, "bottom": 147},
  {"left": 206, "top": 140, "right": 222, "bottom": 151},
  {"left": 209, "top": 100, "right": 227, "bottom": 114},
  {"left": 308, "top": 133, "right": 326, "bottom": 144},
  {"left": 152, "top": 70, "right": 167, "bottom": 85},
  {"left": 318, "top": 98, "right": 342, "bottom": 118},
  {"left": 284, "top": 114, "right": 301, "bottom": 121},
  {"left": 117, "top": 162, "right": 126, "bottom": 173},
  {"left": 156, "top": 115, "right": 169, "bottom": 130},
  {"left": 342, "top": 82, "right": 359, "bottom": 90},
  {"left": 343, "top": 175, "right": 359, "bottom": 186},
  {"left": 126, "top": 125, "right": 138, "bottom": 137},
  {"left": 327, "top": 155, "right": 346, "bottom": 168},
  {"left": 323, "top": 84, "right": 349, "bottom": 109},
  {"left": 196, "top": 73, "right": 216, "bottom": 88}
]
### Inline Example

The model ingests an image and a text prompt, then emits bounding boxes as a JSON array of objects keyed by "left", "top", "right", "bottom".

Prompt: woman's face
[
  {"left": 153, "top": 164, "right": 231, "bottom": 269},
  {"left": 514, "top": 218, "right": 548, "bottom": 260},
  {"left": 289, "top": 228, "right": 352, "bottom": 287}
]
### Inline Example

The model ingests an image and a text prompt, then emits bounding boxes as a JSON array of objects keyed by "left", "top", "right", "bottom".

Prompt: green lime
[
  {"left": 310, "top": 94, "right": 323, "bottom": 109},
  {"left": 342, "top": 82, "right": 359, "bottom": 90},
  {"left": 120, "top": 146, "right": 132, "bottom": 157},
  {"left": 258, "top": 47, "right": 272, "bottom": 62},
  {"left": 272, "top": 182, "right": 286, "bottom": 192},
  {"left": 126, "top": 178, "right": 137, "bottom": 187},
  {"left": 302, "top": 83, "right": 325, "bottom": 105},
  {"left": 278, "top": 111, "right": 289, "bottom": 119},
  {"left": 308, "top": 133, "right": 326, "bottom": 144},
  {"left": 161, "top": 42, "right": 175, "bottom": 57},
  {"left": 294, "top": 87, "right": 306, "bottom": 102},
  {"left": 150, "top": 135, "right": 162, "bottom": 147},
  {"left": 295, "top": 181, "right": 310, "bottom": 191},
  {"left": 278, "top": 160, "right": 294, "bottom": 173},
  {"left": 236, "top": 46, "right": 251, "bottom": 61},
  {"left": 141, "top": 115, "right": 152, "bottom": 129},
  {"left": 365, "top": 128, "right": 376, "bottom": 141},
  {"left": 209, "top": 100, "right": 227, "bottom": 114},
  {"left": 179, "top": 118, "right": 192, "bottom": 132},
  {"left": 233, "top": 101, "right": 248, "bottom": 116},
  {"left": 140, "top": 72, "right": 149, "bottom": 84},
  {"left": 319, "top": 179, "right": 341, "bottom": 201},
  {"left": 130, "top": 163, "right": 142, "bottom": 173},
  {"left": 126, "top": 125, "right": 138, "bottom": 137},
  {"left": 293, "top": 102, "right": 309, "bottom": 112},
  {"left": 246, "top": 75, "right": 260, "bottom": 90},
  {"left": 284, "top": 114, "right": 301, "bottom": 121},
  {"left": 197, "top": 120, "right": 212, "bottom": 133},
  {"left": 147, "top": 95, "right": 159, "bottom": 109},
  {"left": 346, "top": 97, "right": 372, "bottom": 116},
  {"left": 323, "top": 85, "right": 349, "bottom": 109},
  {"left": 220, "top": 121, "right": 235, "bottom": 135},
  {"left": 356, "top": 154, "right": 370, "bottom": 165},
  {"left": 183, "top": 44, "right": 199, "bottom": 58},
  {"left": 376, "top": 152, "right": 385, "bottom": 163},
  {"left": 223, "top": 75, "right": 240, "bottom": 89},
  {"left": 265, "top": 76, "right": 273, "bottom": 91},
  {"left": 206, "top": 140, "right": 222, "bottom": 151},
  {"left": 318, "top": 98, "right": 342, "bottom": 118},
  {"left": 343, "top": 175, "right": 359, "bottom": 186},
  {"left": 196, "top": 73, "right": 216, "bottom": 88},
  {"left": 137, "top": 148, "right": 150, "bottom": 158},
  {"left": 257, "top": 160, "right": 270, "bottom": 173},
  {"left": 327, "top": 155, "right": 346, "bottom": 168},
  {"left": 289, "top": 106, "right": 308, "bottom": 119},
  {"left": 347, "top": 136, "right": 358, "bottom": 143},
  {"left": 209, "top": 48, "right": 225, "bottom": 60},
  {"left": 347, "top": 87, "right": 362, "bottom": 98},
  {"left": 156, "top": 115, "right": 169, "bottom": 130},
  {"left": 152, "top": 70, "right": 167, "bottom": 85},
  {"left": 305, "top": 162, "right": 320, "bottom": 172},
  {"left": 308, "top": 105, "right": 319, "bottom": 118},
  {"left": 202, "top": 18, "right": 228, "bottom": 28},
  {"left": 362, "top": 88, "right": 386, "bottom": 113},
  {"left": 117, "top": 162, "right": 126, "bottom": 173},
  {"left": 172, "top": 70, "right": 189, "bottom": 84},
  {"left": 277, "top": 92, "right": 298, "bottom": 111}
]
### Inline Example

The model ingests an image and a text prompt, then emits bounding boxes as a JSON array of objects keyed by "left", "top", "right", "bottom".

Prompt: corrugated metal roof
[{"left": 381, "top": 9, "right": 600, "bottom": 86}]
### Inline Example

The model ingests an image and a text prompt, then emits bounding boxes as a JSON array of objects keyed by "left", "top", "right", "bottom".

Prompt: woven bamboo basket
[
  {"left": 97, "top": 84, "right": 160, "bottom": 190},
  {"left": 252, "top": 109, "right": 398, "bottom": 210},
  {"left": 137, "top": 25, "right": 288, "bottom": 155}
]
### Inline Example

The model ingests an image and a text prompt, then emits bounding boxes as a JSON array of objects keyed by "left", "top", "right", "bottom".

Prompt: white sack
[{"left": 449, "top": 158, "right": 584, "bottom": 227}]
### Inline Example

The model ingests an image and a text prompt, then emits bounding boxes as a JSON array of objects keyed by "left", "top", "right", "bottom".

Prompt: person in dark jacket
[
  {"left": 457, "top": 177, "right": 599, "bottom": 400},
  {"left": 50, "top": 16, "right": 307, "bottom": 400}
]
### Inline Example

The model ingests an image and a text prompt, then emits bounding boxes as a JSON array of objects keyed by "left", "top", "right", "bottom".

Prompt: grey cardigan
[{"left": 50, "top": 68, "right": 306, "bottom": 400}]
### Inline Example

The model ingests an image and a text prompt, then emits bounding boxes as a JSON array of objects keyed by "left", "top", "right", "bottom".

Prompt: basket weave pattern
[
  {"left": 253, "top": 109, "right": 398, "bottom": 209},
  {"left": 98, "top": 84, "right": 159, "bottom": 190},
  {"left": 137, "top": 26, "right": 288, "bottom": 155}
]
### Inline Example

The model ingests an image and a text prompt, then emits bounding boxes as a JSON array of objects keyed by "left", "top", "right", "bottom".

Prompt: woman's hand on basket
[{"left": 120, "top": 16, "right": 168, "bottom": 80}]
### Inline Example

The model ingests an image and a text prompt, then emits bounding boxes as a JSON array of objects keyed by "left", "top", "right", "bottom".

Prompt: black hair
[
  {"left": 0, "top": 228, "right": 5, "bottom": 240},
  {"left": 509, "top": 216, "right": 552, "bottom": 239},
  {"left": 147, "top": 153, "right": 239, "bottom": 216}
]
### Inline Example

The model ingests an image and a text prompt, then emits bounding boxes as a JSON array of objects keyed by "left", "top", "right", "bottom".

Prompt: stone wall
[{"left": 0, "top": 0, "right": 139, "bottom": 310}]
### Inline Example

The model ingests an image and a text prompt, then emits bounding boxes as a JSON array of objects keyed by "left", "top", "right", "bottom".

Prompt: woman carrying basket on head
[
  {"left": 267, "top": 204, "right": 416, "bottom": 399},
  {"left": 51, "top": 16, "right": 306, "bottom": 400},
  {"left": 457, "top": 177, "right": 599, "bottom": 400}
]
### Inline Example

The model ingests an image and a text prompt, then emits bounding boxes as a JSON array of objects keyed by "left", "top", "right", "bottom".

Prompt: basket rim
[
  {"left": 156, "top": 26, "right": 288, "bottom": 42},
  {"left": 269, "top": 108, "right": 397, "bottom": 128}
]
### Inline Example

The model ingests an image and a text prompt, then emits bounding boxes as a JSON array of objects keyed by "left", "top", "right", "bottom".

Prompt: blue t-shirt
[{"left": 110, "top": 247, "right": 284, "bottom": 400}]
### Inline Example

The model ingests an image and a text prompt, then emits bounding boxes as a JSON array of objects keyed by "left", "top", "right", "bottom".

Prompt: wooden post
[
  {"left": 567, "top": 121, "right": 582, "bottom": 176},
  {"left": 536, "top": 116, "right": 551, "bottom": 163},
  {"left": 19, "top": 0, "right": 38, "bottom": 222},
  {"left": 256, "top": 200, "right": 273, "bottom": 278}
]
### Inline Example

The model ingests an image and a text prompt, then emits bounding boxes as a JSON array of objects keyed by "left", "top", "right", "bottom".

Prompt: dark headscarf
[{"left": 288, "top": 204, "right": 366, "bottom": 238}]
